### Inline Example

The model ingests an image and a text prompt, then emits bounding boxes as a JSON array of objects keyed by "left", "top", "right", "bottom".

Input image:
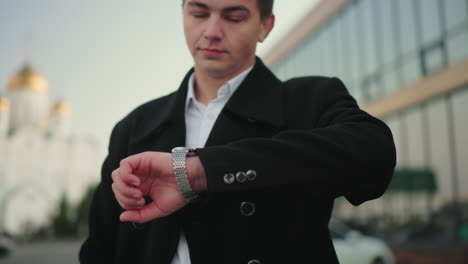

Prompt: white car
[{"left": 329, "top": 219, "right": 395, "bottom": 264}]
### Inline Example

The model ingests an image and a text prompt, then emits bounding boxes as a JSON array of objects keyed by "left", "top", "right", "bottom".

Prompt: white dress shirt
[{"left": 170, "top": 65, "right": 253, "bottom": 264}]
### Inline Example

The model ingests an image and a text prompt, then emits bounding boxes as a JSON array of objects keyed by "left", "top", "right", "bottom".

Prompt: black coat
[{"left": 79, "top": 58, "right": 396, "bottom": 264}]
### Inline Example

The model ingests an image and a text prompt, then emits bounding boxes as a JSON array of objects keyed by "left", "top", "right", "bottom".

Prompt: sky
[{"left": 0, "top": 0, "right": 318, "bottom": 145}]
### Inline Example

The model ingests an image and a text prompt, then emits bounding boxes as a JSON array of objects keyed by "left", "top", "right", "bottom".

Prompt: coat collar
[
  {"left": 131, "top": 57, "right": 285, "bottom": 145},
  {"left": 223, "top": 57, "right": 284, "bottom": 127}
]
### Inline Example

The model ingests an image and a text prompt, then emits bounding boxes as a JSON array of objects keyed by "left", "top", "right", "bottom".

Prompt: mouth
[{"left": 199, "top": 48, "right": 225, "bottom": 57}]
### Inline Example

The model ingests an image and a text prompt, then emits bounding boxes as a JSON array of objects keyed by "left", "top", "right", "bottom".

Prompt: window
[
  {"left": 382, "top": 67, "right": 401, "bottom": 96},
  {"left": 406, "top": 108, "right": 425, "bottom": 166},
  {"left": 443, "top": 0, "right": 468, "bottom": 31},
  {"left": 426, "top": 98, "right": 452, "bottom": 194},
  {"left": 417, "top": 0, "right": 443, "bottom": 46},
  {"left": 378, "top": 0, "right": 398, "bottom": 66},
  {"left": 307, "top": 37, "right": 322, "bottom": 76},
  {"left": 344, "top": 4, "right": 361, "bottom": 84},
  {"left": 397, "top": 0, "right": 419, "bottom": 56},
  {"left": 287, "top": 51, "right": 299, "bottom": 78},
  {"left": 294, "top": 41, "right": 310, "bottom": 77},
  {"left": 353, "top": 1, "right": 367, "bottom": 84},
  {"left": 360, "top": 0, "right": 379, "bottom": 77},
  {"left": 452, "top": 87, "right": 468, "bottom": 195},
  {"left": 422, "top": 41, "right": 446, "bottom": 74},
  {"left": 447, "top": 30, "right": 468, "bottom": 64},
  {"left": 335, "top": 14, "right": 348, "bottom": 80},
  {"left": 316, "top": 25, "right": 330, "bottom": 76},
  {"left": 400, "top": 55, "right": 422, "bottom": 86},
  {"left": 328, "top": 19, "right": 341, "bottom": 77}
]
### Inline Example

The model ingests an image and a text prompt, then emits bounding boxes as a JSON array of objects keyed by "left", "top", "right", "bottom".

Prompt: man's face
[{"left": 183, "top": 0, "right": 274, "bottom": 79}]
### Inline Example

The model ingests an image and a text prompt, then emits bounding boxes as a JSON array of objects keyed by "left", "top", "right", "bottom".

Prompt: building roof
[{"left": 7, "top": 63, "right": 48, "bottom": 94}]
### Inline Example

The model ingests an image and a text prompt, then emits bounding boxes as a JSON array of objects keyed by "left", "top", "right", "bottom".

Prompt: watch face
[
  {"left": 172, "top": 147, "right": 196, "bottom": 154},
  {"left": 172, "top": 146, "right": 188, "bottom": 153}
]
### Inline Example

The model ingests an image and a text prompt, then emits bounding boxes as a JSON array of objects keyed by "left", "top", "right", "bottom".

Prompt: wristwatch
[{"left": 171, "top": 147, "right": 199, "bottom": 203}]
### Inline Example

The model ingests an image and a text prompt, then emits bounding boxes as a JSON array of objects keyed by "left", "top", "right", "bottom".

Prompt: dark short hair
[
  {"left": 257, "top": 0, "right": 274, "bottom": 19},
  {"left": 182, "top": 0, "right": 274, "bottom": 19}
]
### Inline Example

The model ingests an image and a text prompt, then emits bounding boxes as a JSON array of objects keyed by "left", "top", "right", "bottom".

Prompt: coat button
[
  {"left": 224, "top": 173, "right": 235, "bottom": 184},
  {"left": 240, "top": 202, "right": 256, "bottom": 216},
  {"left": 246, "top": 170, "right": 257, "bottom": 181},
  {"left": 236, "top": 172, "right": 247, "bottom": 183},
  {"left": 247, "top": 260, "right": 261, "bottom": 264}
]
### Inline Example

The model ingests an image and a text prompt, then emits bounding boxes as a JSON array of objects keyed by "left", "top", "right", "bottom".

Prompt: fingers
[
  {"left": 112, "top": 182, "right": 145, "bottom": 210},
  {"left": 118, "top": 159, "right": 141, "bottom": 186},
  {"left": 112, "top": 168, "right": 141, "bottom": 195},
  {"left": 119, "top": 203, "right": 168, "bottom": 223},
  {"left": 120, "top": 152, "right": 152, "bottom": 176},
  {"left": 114, "top": 151, "right": 179, "bottom": 222},
  {"left": 111, "top": 167, "right": 143, "bottom": 210}
]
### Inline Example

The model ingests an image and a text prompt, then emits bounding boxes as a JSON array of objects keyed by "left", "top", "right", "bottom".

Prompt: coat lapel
[
  {"left": 205, "top": 57, "right": 285, "bottom": 146},
  {"left": 129, "top": 57, "right": 285, "bottom": 152},
  {"left": 128, "top": 69, "right": 194, "bottom": 153}
]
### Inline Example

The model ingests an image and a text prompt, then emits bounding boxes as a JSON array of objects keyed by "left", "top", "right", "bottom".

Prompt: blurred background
[{"left": 0, "top": 0, "right": 467, "bottom": 263}]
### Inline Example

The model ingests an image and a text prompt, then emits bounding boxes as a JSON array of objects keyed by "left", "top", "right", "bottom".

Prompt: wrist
[
  {"left": 172, "top": 147, "right": 199, "bottom": 202},
  {"left": 186, "top": 156, "right": 207, "bottom": 192}
]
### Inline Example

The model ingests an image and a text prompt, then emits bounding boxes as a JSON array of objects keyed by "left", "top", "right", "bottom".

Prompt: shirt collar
[{"left": 185, "top": 65, "right": 254, "bottom": 109}]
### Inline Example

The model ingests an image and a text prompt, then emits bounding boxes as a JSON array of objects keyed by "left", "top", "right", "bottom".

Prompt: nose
[{"left": 203, "top": 17, "right": 223, "bottom": 41}]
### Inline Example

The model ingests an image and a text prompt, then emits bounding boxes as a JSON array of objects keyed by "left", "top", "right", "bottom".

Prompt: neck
[
  {"left": 193, "top": 60, "right": 255, "bottom": 105},
  {"left": 192, "top": 73, "right": 228, "bottom": 105}
]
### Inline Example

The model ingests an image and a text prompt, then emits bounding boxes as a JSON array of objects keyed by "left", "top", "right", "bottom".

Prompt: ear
[{"left": 258, "top": 14, "right": 275, "bottom": 43}]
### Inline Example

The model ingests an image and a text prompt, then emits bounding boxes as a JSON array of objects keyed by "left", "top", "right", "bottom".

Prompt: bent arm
[{"left": 195, "top": 78, "right": 396, "bottom": 205}]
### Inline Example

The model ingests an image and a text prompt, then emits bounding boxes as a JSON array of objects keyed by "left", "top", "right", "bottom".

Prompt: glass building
[{"left": 263, "top": 0, "right": 468, "bottom": 225}]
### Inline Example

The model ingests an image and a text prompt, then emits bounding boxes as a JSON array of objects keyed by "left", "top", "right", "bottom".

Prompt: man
[{"left": 79, "top": 0, "right": 396, "bottom": 263}]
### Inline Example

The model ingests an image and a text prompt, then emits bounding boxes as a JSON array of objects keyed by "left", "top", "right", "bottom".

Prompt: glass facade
[
  {"left": 271, "top": 0, "right": 468, "bottom": 222},
  {"left": 274, "top": 0, "right": 468, "bottom": 103}
]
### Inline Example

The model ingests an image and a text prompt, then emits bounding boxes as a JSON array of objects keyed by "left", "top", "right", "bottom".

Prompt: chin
[
  {"left": 197, "top": 61, "right": 231, "bottom": 77},
  {"left": 205, "top": 67, "right": 231, "bottom": 78}
]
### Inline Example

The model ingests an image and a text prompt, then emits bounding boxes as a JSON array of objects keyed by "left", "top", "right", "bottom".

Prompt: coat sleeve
[
  {"left": 197, "top": 77, "right": 396, "bottom": 206},
  {"left": 79, "top": 121, "right": 128, "bottom": 263}
]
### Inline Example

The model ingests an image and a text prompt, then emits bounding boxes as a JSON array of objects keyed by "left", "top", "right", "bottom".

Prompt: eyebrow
[
  {"left": 223, "top": 6, "right": 250, "bottom": 15},
  {"left": 187, "top": 1, "right": 251, "bottom": 15},
  {"left": 187, "top": 1, "right": 209, "bottom": 9}
]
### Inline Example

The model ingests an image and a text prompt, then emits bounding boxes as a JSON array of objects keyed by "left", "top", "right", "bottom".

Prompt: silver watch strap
[{"left": 172, "top": 147, "right": 199, "bottom": 202}]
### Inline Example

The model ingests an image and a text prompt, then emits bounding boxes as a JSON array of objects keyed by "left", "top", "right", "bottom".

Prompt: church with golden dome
[
  {"left": 0, "top": 62, "right": 103, "bottom": 237},
  {"left": 0, "top": 62, "right": 70, "bottom": 137}
]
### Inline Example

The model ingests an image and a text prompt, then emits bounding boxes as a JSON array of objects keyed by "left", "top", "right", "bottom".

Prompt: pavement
[
  {"left": 391, "top": 244, "right": 468, "bottom": 264},
  {"left": 2, "top": 239, "right": 468, "bottom": 264},
  {"left": 0, "top": 239, "right": 82, "bottom": 264}
]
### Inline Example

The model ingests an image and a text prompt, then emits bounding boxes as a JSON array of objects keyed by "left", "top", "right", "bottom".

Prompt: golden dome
[
  {"left": 7, "top": 64, "right": 48, "bottom": 94},
  {"left": 52, "top": 101, "right": 70, "bottom": 116},
  {"left": 0, "top": 96, "right": 9, "bottom": 111}
]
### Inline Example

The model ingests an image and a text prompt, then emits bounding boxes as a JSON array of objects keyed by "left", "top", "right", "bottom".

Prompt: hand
[{"left": 111, "top": 151, "right": 206, "bottom": 223}]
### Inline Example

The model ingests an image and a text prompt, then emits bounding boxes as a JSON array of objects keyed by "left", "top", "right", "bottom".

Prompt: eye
[
  {"left": 225, "top": 16, "right": 243, "bottom": 23},
  {"left": 191, "top": 12, "right": 209, "bottom": 18}
]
